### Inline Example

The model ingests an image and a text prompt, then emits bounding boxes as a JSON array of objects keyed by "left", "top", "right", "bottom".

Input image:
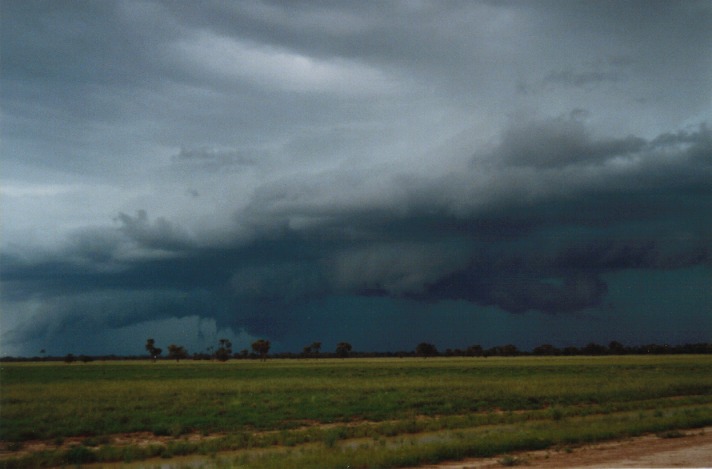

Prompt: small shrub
[
  {"left": 82, "top": 437, "right": 100, "bottom": 447},
  {"left": 19, "top": 430, "right": 39, "bottom": 440},
  {"left": 169, "top": 423, "right": 188, "bottom": 437},
  {"left": 498, "top": 455, "right": 524, "bottom": 466},
  {"left": 7, "top": 442, "right": 24, "bottom": 452},
  {"left": 549, "top": 406, "right": 564, "bottom": 421},
  {"left": 324, "top": 431, "right": 339, "bottom": 448},
  {"left": 64, "top": 445, "right": 97, "bottom": 464},
  {"left": 153, "top": 423, "right": 190, "bottom": 437},
  {"left": 153, "top": 426, "right": 170, "bottom": 436}
]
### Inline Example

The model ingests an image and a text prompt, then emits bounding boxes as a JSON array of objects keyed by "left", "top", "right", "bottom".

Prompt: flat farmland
[{"left": 1, "top": 355, "right": 711, "bottom": 468}]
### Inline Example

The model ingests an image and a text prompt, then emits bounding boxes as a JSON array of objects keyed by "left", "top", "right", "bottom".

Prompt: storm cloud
[{"left": 1, "top": 1, "right": 710, "bottom": 356}]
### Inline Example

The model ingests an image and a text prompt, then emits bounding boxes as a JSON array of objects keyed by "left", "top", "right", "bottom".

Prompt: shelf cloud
[{"left": 1, "top": 1, "right": 710, "bottom": 356}]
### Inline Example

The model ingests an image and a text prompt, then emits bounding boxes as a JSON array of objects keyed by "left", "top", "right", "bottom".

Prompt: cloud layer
[{"left": 1, "top": 1, "right": 710, "bottom": 356}]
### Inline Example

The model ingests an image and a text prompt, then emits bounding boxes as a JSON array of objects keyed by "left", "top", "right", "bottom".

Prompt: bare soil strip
[
  {"left": 0, "top": 431, "right": 225, "bottom": 461},
  {"left": 410, "top": 427, "right": 712, "bottom": 468},
  {"left": 4, "top": 426, "right": 711, "bottom": 468}
]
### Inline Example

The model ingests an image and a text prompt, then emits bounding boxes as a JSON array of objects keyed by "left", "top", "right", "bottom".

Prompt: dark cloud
[
  {"left": 116, "top": 210, "right": 195, "bottom": 252},
  {"left": 556, "top": 240, "right": 710, "bottom": 272},
  {"left": 2, "top": 1, "right": 711, "bottom": 356},
  {"left": 414, "top": 237, "right": 708, "bottom": 315},
  {"left": 421, "top": 267, "right": 608, "bottom": 315},
  {"left": 4, "top": 116, "right": 710, "bottom": 354},
  {"left": 494, "top": 116, "right": 646, "bottom": 168}
]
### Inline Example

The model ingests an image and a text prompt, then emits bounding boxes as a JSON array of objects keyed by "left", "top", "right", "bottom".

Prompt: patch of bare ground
[
  {"left": 410, "top": 427, "right": 712, "bottom": 468},
  {"left": 0, "top": 432, "right": 226, "bottom": 461},
  {"left": 4, "top": 425, "right": 711, "bottom": 468},
  {"left": 0, "top": 418, "right": 375, "bottom": 462}
]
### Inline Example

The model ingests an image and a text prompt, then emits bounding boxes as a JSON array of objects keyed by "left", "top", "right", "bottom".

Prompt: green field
[{"left": 1, "top": 355, "right": 711, "bottom": 468}]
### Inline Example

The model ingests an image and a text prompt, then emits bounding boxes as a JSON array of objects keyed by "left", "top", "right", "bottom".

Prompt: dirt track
[
  {"left": 411, "top": 427, "right": 712, "bottom": 468},
  {"left": 4, "top": 427, "right": 711, "bottom": 468}
]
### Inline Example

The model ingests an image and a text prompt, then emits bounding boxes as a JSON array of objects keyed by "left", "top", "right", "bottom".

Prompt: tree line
[
  {"left": 138, "top": 339, "right": 712, "bottom": 361},
  {"left": 411, "top": 341, "right": 712, "bottom": 358},
  {"left": 142, "top": 338, "right": 356, "bottom": 362},
  {"left": 145, "top": 337, "right": 273, "bottom": 362},
  {"left": 2, "top": 340, "right": 710, "bottom": 363}
]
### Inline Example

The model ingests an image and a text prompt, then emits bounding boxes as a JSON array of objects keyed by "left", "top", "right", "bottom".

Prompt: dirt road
[{"left": 412, "top": 427, "right": 712, "bottom": 468}]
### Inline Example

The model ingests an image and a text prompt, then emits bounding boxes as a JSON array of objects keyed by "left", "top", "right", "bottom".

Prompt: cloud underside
[
  {"left": 1, "top": 1, "right": 711, "bottom": 355},
  {"left": 2, "top": 118, "right": 709, "bottom": 350}
]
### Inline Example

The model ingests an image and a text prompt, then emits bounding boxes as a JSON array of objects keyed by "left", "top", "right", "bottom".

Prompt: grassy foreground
[{"left": 1, "top": 355, "right": 711, "bottom": 468}]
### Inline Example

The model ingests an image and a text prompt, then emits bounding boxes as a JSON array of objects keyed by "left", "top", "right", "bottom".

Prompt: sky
[{"left": 1, "top": 0, "right": 711, "bottom": 357}]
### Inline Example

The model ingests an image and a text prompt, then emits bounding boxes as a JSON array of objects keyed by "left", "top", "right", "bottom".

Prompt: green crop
[{"left": 1, "top": 355, "right": 711, "bottom": 468}]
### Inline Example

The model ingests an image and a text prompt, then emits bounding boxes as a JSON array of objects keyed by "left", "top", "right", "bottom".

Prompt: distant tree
[
  {"left": 335, "top": 342, "right": 352, "bottom": 358},
  {"left": 219, "top": 338, "right": 232, "bottom": 352},
  {"left": 561, "top": 346, "right": 578, "bottom": 355},
  {"left": 641, "top": 343, "right": 670, "bottom": 354},
  {"left": 466, "top": 344, "right": 484, "bottom": 357},
  {"left": 192, "top": 352, "right": 209, "bottom": 360},
  {"left": 79, "top": 354, "right": 94, "bottom": 363},
  {"left": 215, "top": 338, "right": 233, "bottom": 362},
  {"left": 532, "top": 344, "right": 559, "bottom": 356},
  {"left": 64, "top": 353, "right": 76, "bottom": 364},
  {"left": 608, "top": 341, "right": 626, "bottom": 355},
  {"left": 500, "top": 344, "right": 519, "bottom": 356},
  {"left": 214, "top": 347, "right": 230, "bottom": 361},
  {"left": 145, "top": 338, "right": 162, "bottom": 362},
  {"left": 302, "top": 341, "right": 322, "bottom": 358},
  {"left": 167, "top": 344, "right": 188, "bottom": 362},
  {"left": 251, "top": 339, "right": 271, "bottom": 360},
  {"left": 679, "top": 343, "right": 712, "bottom": 354},
  {"left": 487, "top": 344, "right": 519, "bottom": 357},
  {"left": 415, "top": 342, "right": 438, "bottom": 358},
  {"left": 582, "top": 342, "right": 607, "bottom": 355}
]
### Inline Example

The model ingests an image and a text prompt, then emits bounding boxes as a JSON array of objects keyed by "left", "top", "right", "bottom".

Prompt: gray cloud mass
[{"left": 1, "top": 1, "right": 710, "bottom": 356}]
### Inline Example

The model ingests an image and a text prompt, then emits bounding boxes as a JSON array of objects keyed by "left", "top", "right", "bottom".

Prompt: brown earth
[
  {"left": 3, "top": 427, "right": 711, "bottom": 468},
  {"left": 411, "top": 427, "right": 712, "bottom": 468},
  {"left": 0, "top": 431, "right": 225, "bottom": 461}
]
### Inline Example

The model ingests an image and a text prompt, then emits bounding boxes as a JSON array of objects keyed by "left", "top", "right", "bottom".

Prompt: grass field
[{"left": 1, "top": 355, "right": 711, "bottom": 468}]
